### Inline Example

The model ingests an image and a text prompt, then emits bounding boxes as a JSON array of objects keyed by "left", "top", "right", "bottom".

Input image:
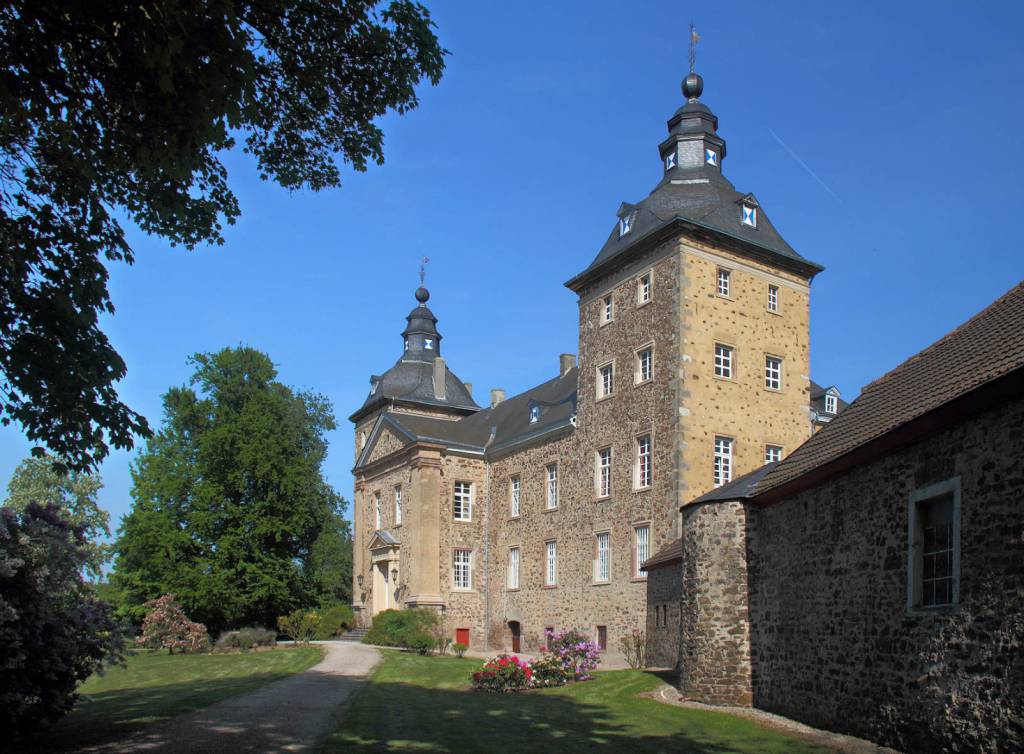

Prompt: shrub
[
  {"left": 620, "top": 629, "right": 647, "bottom": 669},
  {"left": 140, "top": 594, "right": 209, "bottom": 654},
  {"left": 452, "top": 642, "right": 468, "bottom": 658},
  {"left": 407, "top": 632, "right": 434, "bottom": 655},
  {"left": 0, "top": 503, "right": 125, "bottom": 740},
  {"left": 362, "top": 609, "right": 440, "bottom": 648},
  {"left": 471, "top": 655, "right": 533, "bottom": 692},
  {"left": 314, "top": 604, "right": 355, "bottom": 640},
  {"left": 215, "top": 626, "right": 276, "bottom": 652},
  {"left": 543, "top": 628, "right": 601, "bottom": 681},
  {"left": 529, "top": 653, "right": 572, "bottom": 688},
  {"left": 277, "top": 609, "right": 320, "bottom": 643}
]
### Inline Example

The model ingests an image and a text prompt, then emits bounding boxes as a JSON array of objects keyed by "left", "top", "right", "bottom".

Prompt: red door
[
  {"left": 455, "top": 628, "right": 470, "bottom": 646},
  {"left": 509, "top": 622, "right": 521, "bottom": 653}
]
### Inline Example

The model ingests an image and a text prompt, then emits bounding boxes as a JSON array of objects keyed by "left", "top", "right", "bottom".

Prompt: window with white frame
[
  {"left": 636, "top": 434, "right": 652, "bottom": 489},
  {"left": 546, "top": 464, "right": 558, "bottom": 509},
  {"left": 508, "top": 547, "right": 520, "bottom": 589},
  {"left": 394, "top": 486, "right": 402, "bottom": 525},
  {"left": 453, "top": 549, "right": 472, "bottom": 590},
  {"left": 765, "top": 445, "right": 783, "bottom": 464},
  {"left": 601, "top": 295, "right": 614, "bottom": 324},
  {"left": 453, "top": 481, "right": 472, "bottom": 521},
  {"left": 637, "top": 273, "right": 652, "bottom": 305},
  {"left": 825, "top": 394, "right": 838, "bottom": 414},
  {"left": 510, "top": 475, "right": 521, "bottom": 518},
  {"left": 908, "top": 478, "right": 960, "bottom": 610},
  {"left": 545, "top": 541, "right": 557, "bottom": 586},
  {"left": 598, "top": 362, "right": 614, "bottom": 398},
  {"left": 635, "top": 346, "right": 653, "bottom": 384},
  {"left": 374, "top": 493, "right": 382, "bottom": 529},
  {"left": 633, "top": 524, "right": 650, "bottom": 579},
  {"left": 713, "top": 436, "right": 733, "bottom": 487},
  {"left": 714, "top": 343, "right": 733, "bottom": 379},
  {"left": 767, "top": 284, "right": 779, "bottom": 312},
  {"left": 765, "top": 355, "right": 782, "bottom": 390},
  {"left": 595, "top": 532, "right": 610, "bottom": 582},
  {"left": 597, "top": 447, "right": 612, "bottom": 498},
  {"left": 717, "top": 268, "right": 731, "bottom": 296}
]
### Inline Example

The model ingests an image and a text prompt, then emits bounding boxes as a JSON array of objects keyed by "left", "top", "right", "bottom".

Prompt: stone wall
[
  {"left": 645, "top": 562, "right": 682, "bottom": 668},
  {"left": 746, "top": 396, "right": 1024, "bottom": 751}
]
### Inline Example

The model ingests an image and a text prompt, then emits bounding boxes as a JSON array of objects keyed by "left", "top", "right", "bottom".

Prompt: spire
[{"left": 401, "top": 285, "right": 442, "bottom": 361}]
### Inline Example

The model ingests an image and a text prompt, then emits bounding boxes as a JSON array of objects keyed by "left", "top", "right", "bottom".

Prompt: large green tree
[
  {"left": 113, "top": 347, "right": 348, "bottom": 632},
  {"left": 3, "top": 455, "right": 110, "bottom": 579},
  {"left": 0, "top": 1, "right": 446, "bottom": 472}
]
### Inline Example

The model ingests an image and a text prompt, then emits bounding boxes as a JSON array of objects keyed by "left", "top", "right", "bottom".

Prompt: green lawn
[
  {"left": 43, "top": 646, "right": 324, "bottom": 751},
  {"left": 325, "top": 650, "right": 832, "bottom": 753}
]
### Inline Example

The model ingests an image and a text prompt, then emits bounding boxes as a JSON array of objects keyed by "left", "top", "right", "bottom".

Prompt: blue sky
[{"left": 2, "top": 0, "right": 1023, "bottom": 542}]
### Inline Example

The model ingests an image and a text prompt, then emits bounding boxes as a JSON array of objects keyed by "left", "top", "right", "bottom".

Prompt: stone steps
[{"left": 338, "top": 627, "right": 370, "bottom": 643}]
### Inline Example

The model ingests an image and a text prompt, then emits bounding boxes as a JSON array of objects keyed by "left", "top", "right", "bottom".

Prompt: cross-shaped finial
[
  {"left": 419, "top": 256, "right": 429, "bottom": 285},
  {"left": 689, "top": 23, "right": 700, "bottom": 73}
]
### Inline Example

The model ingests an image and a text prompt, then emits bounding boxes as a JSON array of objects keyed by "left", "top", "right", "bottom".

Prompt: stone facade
[{"left": 644, "top": 561, "right": 682, "bottom": 669}]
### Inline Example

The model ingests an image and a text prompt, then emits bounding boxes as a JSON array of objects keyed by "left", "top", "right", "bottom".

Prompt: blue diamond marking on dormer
[
  {"left": 424, "top": 338, "right": 434, "bottom": 350},
  {"left": 619, "top": 213, "right": 635, "bottom": 237},
  {"left": 705, "top": 148, "right": 718, "bottom": 166},
  {"left": 665, "top": 152, "right": 677, "bottom": 171},
  {"left": 741, "top": 205, "right": 757, "bottom": 227}
]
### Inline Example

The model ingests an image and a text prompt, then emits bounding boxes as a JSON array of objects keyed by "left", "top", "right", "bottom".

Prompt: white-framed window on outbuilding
[
  {"left": 453, "top": 481, "right": 473, "bottom": 521},
  {"left": 825, "top": 394, "right": 838, "bottom": 414},
  {"left": 908, "top": 477, "right": 961, "bottom": 610}
]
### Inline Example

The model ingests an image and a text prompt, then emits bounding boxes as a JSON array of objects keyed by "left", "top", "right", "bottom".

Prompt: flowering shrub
[
  {"left": 140, "top": 594, "right": 209, "bottom": 654},
  {"left": 277, "top": 609, "right": 321, "bottom": 644},
  {"left": 543, "top": 629, "right": 601, "bottom": 681},
  {"left": 471, "top": 655, "right": 533, "bottom": 692},
  {"left": 528, "top": 652, "right": 572, "bottom": 687}
]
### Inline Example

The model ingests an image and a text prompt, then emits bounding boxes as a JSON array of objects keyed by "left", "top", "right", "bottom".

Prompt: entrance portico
[{"left": 368, "top": 531, "right": 400, "bottom": 616}]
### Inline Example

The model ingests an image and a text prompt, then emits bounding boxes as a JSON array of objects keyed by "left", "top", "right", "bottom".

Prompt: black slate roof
[
  {"left": 350, "top": 359, "right": 479, "bottom": 423},
  {"left": 809, "top": 379, "right": 849, "bottom": 418},
  {"left": 685, "top": 461, "right": 779, "bottom": 507}
]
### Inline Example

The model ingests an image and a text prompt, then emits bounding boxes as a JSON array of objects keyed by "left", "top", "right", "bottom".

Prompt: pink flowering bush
[
  {"left": 140, "top": 594, "right": 210, "bottom": 654},
  {"left": 471, "top": 655, "right": 533, "bottom": 692},
  {"left": 542, "top": 628, "right": 601, "bottom": 681}
]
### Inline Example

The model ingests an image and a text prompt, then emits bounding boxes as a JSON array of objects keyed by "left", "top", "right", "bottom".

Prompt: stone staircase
[{"left": 338, "top": 627, "right": 370, "bottom": 643}]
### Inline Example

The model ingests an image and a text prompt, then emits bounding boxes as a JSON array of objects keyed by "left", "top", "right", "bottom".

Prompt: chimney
[
  {"left": 490, "top": 388, "right": 505, "bottom": 408},
  {"left": 560, "top": 353, "right": 577, "bottom": 376},
  {"left": 433, "top": 357, "right": 446, "bottom": 400},
  {"left": 463, "top": 382, "right": 473, "bottom": 397}
]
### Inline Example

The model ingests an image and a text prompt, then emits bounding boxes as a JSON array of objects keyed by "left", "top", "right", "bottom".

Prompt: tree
[
  {"left": 113, "top": 346, "right": 346, "bottom": 634},
  {"left": 306, "top": 505, "right": 354, "bottom": 606},
  {"left": 139, "top": 595, "right": 210, "bottom": 655},
  {"left": 4, "top": 454, "right": 110, "bottom": 579},
  {"left": 0, "top": 1, "right": 446, "bottom": 472},
  {"left": 0, "top": 502, "right": 124, "bottom": 740}
]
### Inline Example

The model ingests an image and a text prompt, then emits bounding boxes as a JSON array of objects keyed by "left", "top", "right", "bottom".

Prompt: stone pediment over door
[{"left": 368, "top": 530, "right": 401, "bottom": 564}]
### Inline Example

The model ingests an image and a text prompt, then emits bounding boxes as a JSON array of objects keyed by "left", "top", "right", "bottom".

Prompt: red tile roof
[{"left": 758, "top": 280, "right": 1024, "bottom": 497}]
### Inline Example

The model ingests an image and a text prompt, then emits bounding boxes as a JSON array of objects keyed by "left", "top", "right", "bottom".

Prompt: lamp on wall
[
  {"left": 356, "top": 574, "right": 363, "bottom": 588},
  {"left": 391, "top": 567, "right": 399, "bottom": 583}
]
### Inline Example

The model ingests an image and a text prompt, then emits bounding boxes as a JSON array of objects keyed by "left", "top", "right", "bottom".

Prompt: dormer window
[
  {"left": 529, "top": 405, "right": 540, "bottom": 423},
  {"left": 424, "top": 338, "right": 433, "bottom": 350},
  {"left": 705, "top": 148, "right": 718, "bottom": 167},
  {"left": 664, "top": 151, "right": 677, "bottom": 171},
  {"left": 619, "top": 212, "right": 636, "bottom": 237},
  {"left": 825, "top": 394, "right": 838, "bottom": 414},
  {"left": 741, "top": 204, "right": 757, "bottom": 228},
  {"left": 404, "top": 338, "right": 409, "bottom": 351}
]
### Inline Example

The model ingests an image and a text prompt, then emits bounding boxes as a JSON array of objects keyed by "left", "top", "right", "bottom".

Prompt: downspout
[{"left": 482, "top": 426, "right": 497, "bottom": 650}]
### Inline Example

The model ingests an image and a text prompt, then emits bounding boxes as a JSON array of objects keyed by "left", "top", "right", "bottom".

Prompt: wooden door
[
  {"left": 455, "top": 628, "right": 470, "bottom": 646},
  {"left": 509, "top": 621, "right": 521, "bottom": 653},
  {"left": 597, "top": 625, "right": 607, "bottom": 651}
]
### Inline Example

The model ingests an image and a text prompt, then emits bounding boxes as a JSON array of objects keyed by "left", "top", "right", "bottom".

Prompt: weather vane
[
  {"left": 419, "top": 256, "right": 429, "bottom": 286},
  {"left": 689, "top": 22, "right": 700, "bottom": 73}
]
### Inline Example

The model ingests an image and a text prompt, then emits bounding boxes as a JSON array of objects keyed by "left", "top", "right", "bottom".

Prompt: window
[
  {"left": 374, "top": 493, "right": 382, "bottom": 529},
  {"left": 714, "top": 343, "right": 733, "bottom": 379},
  {"left": 595, "top": 531, "right": 610, "bottom": 582},
  {"left": 619, "top": 212, "right": 635, "bottom": 237},
  {"left": 529, "top": 405, "right": 540, "bottom": 423},
  {"left": 510, "top": 476, "right": 521, "bottom": 518},
  {"left": 825, "top": 394, "right": 838, "bottom": 414},
  {"left": 601, "top": 294, "right": 614, "bottom": 323},
  {"left": 717, "top": 268, "right": 731, "bottom": 297},
  {"left": 633, "top": 524, "right": 650, "bottom": 579},
  {"left": 741, "top": 204, "right": 757, "bottom": 227},
  {"left": 546, "top": 464, "right": 558, "bottom": 509},
  {"left": 637, "top": 272, "right": 652, "bottom": 304},
  {"left": 664, "top": 152, "right": 677, "bottom": 171},
  {"left": 765, "top": 445, "right": 783, "bottom": 464},
  {"left": 545, "top": 541, "right": 557, "bottom": 586},
  {"left": 767, "top": 284, "right": 779, "bottom": 312},
  {"left": 705, "top": 147, "right": 717, "bottom": 166},
  {"left": 713, "top": 436, "right": 733, "bottom": 487},
  {"left": 765, "top": 355, "right": 782, "bottom": 390},
  {"left": 394, "top": 486, "right": 402, "bottom": 525},
  {"left": 424, "top": 337, "right": 434, "bottom": 350},
  {"left": 453, "top": 549, "right": 472, "bottom": 590},
  {"left": 508, "top": 547, "right": 520, "bottom": 589},
  {"left": 636, "top": 435, "right": 652, "bottom": 489},
  {"left": 598, "top": 362, "right": 614, "bottom": 398},
  {"left": 453, "top": 481, "right": 472, "bottom": 521},
  {"left": 908, "top": 478, "right": 961, "bottom": 610},
  {"left": 596, "top": 447, "right": 612, "bottom": 498},
  {"left": 635, "top": 346, "right": 653, "bottom": 384}
]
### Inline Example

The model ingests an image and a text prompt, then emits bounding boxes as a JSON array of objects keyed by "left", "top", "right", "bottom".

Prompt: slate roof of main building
[{"left": 754, "top": 280, "right": 1024, "bottom": 498}]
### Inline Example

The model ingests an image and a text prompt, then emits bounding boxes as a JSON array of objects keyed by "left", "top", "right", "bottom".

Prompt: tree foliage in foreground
[
  {"left": 4, "top": 454, "right": 110, "bottom": 579},
  {"left": 113, "top": 347, "right": 350, "bottom": 634},
  {"left": 0, "top": 503, "right": 124, "bottom": 740},
  {"left": 0, "top": 0, "right": 446, "bottom": 472}
]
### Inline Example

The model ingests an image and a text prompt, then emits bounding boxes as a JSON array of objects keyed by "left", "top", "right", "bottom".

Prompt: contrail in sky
[{"left": 767, "top": 126, "right": 844, "bottom": 207}]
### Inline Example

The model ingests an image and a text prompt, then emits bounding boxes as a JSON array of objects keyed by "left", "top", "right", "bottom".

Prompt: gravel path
[{"left": 81, "top": 642, "right": 380, "bottom": 754}]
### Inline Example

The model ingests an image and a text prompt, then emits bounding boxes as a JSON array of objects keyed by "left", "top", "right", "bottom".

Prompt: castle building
[{"left": 350, "top": 68, "right": 830, "bottom": 654}]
